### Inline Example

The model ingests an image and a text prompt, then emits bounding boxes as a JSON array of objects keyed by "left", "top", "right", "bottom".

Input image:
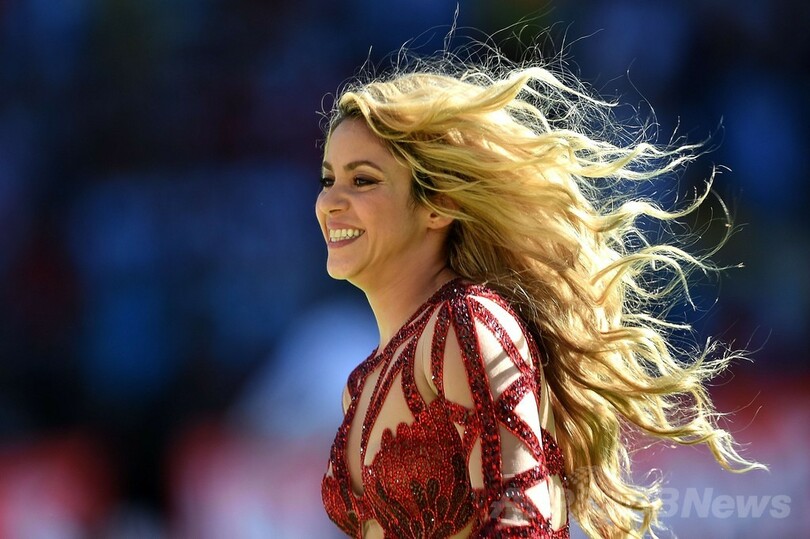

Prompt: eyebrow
[{"left": 321, "top": 159, "right": 385, "bottom": 173}]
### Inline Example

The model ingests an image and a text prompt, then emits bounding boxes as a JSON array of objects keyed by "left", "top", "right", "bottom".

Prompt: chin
[
  {"left": 326, "top": 262, "right": 354, "bottom": 281},
  {"left": 327, "top": 265, "right": 371, "bottom": 290}
]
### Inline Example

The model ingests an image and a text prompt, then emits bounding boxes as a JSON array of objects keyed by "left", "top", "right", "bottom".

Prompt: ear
[{"left": 425, "top": 195, "right": 458, "bottom": 231}]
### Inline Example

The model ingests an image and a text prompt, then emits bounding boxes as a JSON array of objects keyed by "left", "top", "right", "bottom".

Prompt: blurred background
[{"left": 0, "top": 0, "right": 807, "bottom": 537}]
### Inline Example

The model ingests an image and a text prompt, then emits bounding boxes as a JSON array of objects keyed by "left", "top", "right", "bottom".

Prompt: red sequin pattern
[{"left": 322, "top": 280, "right": 569, "bottom": 538}]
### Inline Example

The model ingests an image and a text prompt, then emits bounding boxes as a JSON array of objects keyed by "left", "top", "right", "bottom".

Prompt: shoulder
[
  {"left": 418, "top": 280, "right": 542, "bottom": 406},
  {"left": 432, "top": 279, "right": 516, "bottom": 316},
  {"left": 433, "top": 280, "right": 538, "bottom": 367},
  {"left": 447, "top": 281, "right": 529, "bottom": 338}
]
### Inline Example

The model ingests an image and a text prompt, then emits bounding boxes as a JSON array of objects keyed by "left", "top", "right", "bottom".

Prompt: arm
[{"left": 423, "top": 292, "right": 568, "bottom": 537}]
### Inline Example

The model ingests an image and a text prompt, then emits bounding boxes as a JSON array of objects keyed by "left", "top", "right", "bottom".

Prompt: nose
[{"left": 316, "top": 183, "right": 349, "bottom": 216}]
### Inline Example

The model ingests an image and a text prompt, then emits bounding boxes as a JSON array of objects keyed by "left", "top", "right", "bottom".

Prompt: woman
[{"left": 317, "top": 52, "right": 762, "bottom": 538}]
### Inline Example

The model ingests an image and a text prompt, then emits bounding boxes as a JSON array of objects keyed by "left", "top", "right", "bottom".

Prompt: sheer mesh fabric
[{"left": 322, "top": 279, "right": 569, "bottom": 538}]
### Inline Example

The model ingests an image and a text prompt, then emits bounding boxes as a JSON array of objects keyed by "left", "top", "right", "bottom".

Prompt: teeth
[{"left": 329, "top": 228, "right": 364, "bottom": 242}]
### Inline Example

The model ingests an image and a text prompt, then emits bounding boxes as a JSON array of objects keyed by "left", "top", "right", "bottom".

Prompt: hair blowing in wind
[{"left": 325, "top": 45, "right": 765, "bottom": 537}]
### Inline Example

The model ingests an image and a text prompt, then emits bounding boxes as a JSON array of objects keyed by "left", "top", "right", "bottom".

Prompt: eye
[
  {"left": 354, "top": 176, "right": 377, "bottom": 187},
  {"left": 319, "top": 176, "right": 334, "bottom": 188}
]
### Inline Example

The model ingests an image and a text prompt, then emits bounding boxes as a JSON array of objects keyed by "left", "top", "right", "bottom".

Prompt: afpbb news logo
[
  {"left": 565, "top": 466, "right": 791, "bottom": 520},
  {"left": 659, "top": 487, "right": 790, "bottom": 519}
]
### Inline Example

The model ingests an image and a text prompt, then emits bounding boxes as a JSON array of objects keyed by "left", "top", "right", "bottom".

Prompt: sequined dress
[{"left": 322, "top": 279, "right": 569, "bottom": 538}]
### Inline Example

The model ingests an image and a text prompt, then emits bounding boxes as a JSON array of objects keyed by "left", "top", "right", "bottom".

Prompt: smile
[{"left": 329, "top": 228, "right": 365, "bottom": 242}]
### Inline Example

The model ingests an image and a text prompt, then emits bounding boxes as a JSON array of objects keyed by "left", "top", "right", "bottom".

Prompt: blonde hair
[{"left": 325, "top": 53, "right": 764, "bottom": 537}]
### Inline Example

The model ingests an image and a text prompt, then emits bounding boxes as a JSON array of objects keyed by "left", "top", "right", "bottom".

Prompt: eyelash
[{"left": 319, "top": 176, "right": 377, "bottom": 188}]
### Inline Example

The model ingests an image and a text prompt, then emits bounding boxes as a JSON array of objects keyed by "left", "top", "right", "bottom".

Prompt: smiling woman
[
  {"left": 317, "top": 118, "right": 455, "bottom": 310},
  {"left": 315, "top": 46, "right": 763, "bottom": 539}
]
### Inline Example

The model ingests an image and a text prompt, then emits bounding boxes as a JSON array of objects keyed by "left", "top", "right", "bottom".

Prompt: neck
[{"left": 364, "top": 263, "right": 458, "bottom": 350}]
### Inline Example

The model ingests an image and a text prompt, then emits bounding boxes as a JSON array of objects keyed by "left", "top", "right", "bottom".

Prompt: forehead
[{"left": 324, "top": 118, "right": 393, "bottom": 164}]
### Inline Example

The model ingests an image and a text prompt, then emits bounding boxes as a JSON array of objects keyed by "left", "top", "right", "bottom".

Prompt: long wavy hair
[{"left": 323, "top": 50, "right": 764, "bottom": 537}]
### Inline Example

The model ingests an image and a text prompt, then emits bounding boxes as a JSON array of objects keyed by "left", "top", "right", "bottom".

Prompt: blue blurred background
[{"left": 0, "top": 1, "right": 807, "bottom": 537}]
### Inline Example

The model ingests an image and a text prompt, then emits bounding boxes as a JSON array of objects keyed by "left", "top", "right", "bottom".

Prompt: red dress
[{"left": 322, "top": 279, "right": 569, "bottom": 538}]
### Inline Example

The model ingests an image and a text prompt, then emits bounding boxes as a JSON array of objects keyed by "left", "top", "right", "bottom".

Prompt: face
[{"left": 316, "top": 118, "right": 437, "bottom": 289}]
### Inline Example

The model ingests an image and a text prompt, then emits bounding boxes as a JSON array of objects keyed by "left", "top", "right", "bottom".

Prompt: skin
[
  {"left": 316, "top": 118, "right": 457, "bottom": 347},
  {"left": 318, "top": 118, "right": 564, "bottom": 538},
  {"left": 318, "top": 118, "right": 474, "bottom": 538}
]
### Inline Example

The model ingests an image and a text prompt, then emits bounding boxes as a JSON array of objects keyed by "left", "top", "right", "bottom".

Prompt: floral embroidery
[{"left": 322, "top": 279, "right": 569, "bottom": 538}]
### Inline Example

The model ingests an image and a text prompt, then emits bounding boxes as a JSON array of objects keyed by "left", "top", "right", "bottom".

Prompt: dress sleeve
[{"left": 425, "top": 292, "right": 569, "bottom": 537}]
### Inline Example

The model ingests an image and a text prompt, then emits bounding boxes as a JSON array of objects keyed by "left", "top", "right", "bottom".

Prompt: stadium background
[{"left": 0, "top": 1, "right": 807, "bottom": 537}]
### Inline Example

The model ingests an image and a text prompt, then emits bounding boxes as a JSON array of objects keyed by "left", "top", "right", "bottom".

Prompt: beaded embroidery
[{"left": 322, "top": 279, "right": 569, "bottom": 538}]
